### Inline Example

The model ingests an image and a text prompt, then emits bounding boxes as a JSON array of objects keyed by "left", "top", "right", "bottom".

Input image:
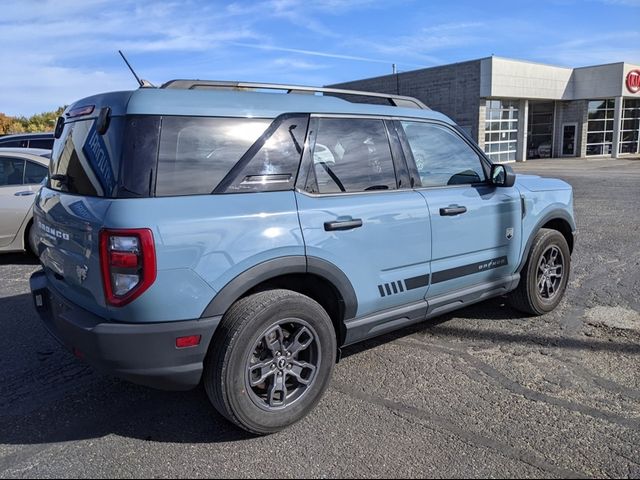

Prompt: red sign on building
[{"left": 627, "top": 70, "right": 640, "bottom": 94}]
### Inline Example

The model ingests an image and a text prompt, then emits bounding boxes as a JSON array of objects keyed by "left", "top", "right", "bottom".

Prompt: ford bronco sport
[{"left": 30, "top": 81, "right": 575, "bottom": 434}]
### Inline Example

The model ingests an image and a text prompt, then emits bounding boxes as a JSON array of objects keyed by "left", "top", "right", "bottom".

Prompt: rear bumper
[{"left": 30, "top": 270, "right": 221, "bottom": 391}]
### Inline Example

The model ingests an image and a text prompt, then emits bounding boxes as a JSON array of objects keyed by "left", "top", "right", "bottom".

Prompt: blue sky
[{"left": 1, "top": 0, "right": 639, "bottom": 116}]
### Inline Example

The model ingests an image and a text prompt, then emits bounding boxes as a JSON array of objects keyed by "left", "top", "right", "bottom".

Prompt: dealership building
[{"left": 330, "top": 57, "right": 640, "bottom": 162}]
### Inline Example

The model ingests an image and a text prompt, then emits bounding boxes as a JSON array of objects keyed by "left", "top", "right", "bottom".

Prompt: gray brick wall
[
  {"left": 553, "top": 100, "right": 588, "bottom": 157},
  {"left": 328, "top": 60, "right": 483, "bottom": 142}
]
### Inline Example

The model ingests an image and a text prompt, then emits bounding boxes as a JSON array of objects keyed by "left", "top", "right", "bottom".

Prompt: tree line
[{"left": 0, "top": 107, "right": 66, "bottom": 135}]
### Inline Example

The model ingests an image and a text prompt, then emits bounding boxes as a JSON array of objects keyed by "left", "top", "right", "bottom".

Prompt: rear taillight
[{"left": 100, "top": 229, "right": 156, "bottom": 307}]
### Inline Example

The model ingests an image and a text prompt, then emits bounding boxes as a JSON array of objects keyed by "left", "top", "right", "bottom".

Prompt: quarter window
[
  {"left": 156, "top": 117, "right": 270, "bottom": 196},
  {"left": 307, "top": 118, "right": 397, "bottom": 194},
  {"left": 0, "top": 157, "right": 25, "bottom": 186},
  {"left": 401, "top": 122, "right": 486, "bottom": 187}
]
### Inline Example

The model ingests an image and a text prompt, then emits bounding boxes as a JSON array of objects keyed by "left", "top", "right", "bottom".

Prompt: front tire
[
  {"left": 509, "top": 228, "right": 571, "bottom": 315},
  {"left": 204, "top": 289, "right": 336, "bottom": 435}
]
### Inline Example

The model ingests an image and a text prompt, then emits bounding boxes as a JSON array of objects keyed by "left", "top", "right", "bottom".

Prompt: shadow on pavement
[
  {"left": 0, "top": 292, "right": 637, "bottom": 447},
  {"left": 0, "top": 293, "right": 252, "bottom": 446},
  {"left": 0, "top": 252, "right": 39, "bottom": 266},
  {"left": 342, "top": 297, "right": 640, "bottom": 359}
]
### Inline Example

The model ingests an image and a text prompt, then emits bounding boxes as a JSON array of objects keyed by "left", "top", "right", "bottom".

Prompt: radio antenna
[{"left": 118, "top": 50, "right": 154, "bottom": 88}]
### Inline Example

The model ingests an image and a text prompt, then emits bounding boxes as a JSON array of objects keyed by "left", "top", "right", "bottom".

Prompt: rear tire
[
  {"left": 25, "top": 220, "right": 38, "bottom": 257},
  {"left": 203, "top": 289, "right": 336, "bottom": 435},
  {"left": 509, "top": 228, "right": 571, "bottom": 315}
]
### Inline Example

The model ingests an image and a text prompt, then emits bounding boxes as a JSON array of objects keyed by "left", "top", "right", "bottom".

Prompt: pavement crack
[{"left": 398, "top": 337, "right": 640, "bottom": 433}]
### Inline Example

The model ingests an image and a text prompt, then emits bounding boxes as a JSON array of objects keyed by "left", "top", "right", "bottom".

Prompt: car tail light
[{"left": 100, "top": 229, "right": 156, "bottom": 307}]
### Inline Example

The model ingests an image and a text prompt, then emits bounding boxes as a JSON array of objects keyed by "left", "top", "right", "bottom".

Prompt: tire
[
  {"left": 25, "top": 220, "right": 38, "bottom": 257},
  {"left": 204, "top": 289, "right": 336, "bottom": 435},
  {"left": 509, "top": 228, "right": 571, "bottom": 316}
]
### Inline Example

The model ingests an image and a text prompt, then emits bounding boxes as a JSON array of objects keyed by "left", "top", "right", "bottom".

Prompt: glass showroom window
[
  {"left": 484, "top": 100, "right": 518, "bottom": 162},
  {"left": 586, "top": 99, "right": 615, "bottom": 156},
  {"left": 619, "top": 99, "right": 640, "bottom": 155}
]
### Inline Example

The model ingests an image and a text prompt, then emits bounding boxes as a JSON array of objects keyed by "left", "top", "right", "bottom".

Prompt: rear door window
[
  {"left": 24, "top": 161, "right": 48, "bottom": 184},
  {"left": 156, "top": 117, "right": 270, "bottom": 196},
  {"left": 0, "top": 157, "right": 26, "bottom": 186},
  {"left": 217, "top": 115, "right": 309, "bottom": 194},
  {"left": 306, "top": 118, "right": 397, "bottom": 194}
]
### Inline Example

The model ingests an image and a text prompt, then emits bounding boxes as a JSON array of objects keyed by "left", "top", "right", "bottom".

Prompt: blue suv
[{"left": 29, "top": 81, "right": 575, "bottom": 434}]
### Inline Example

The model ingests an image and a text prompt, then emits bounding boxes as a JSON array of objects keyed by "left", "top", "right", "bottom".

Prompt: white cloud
[
  {"left": 0, "top": 64, "right": 134, "bottom": 117},
  {"left": 231, "top": 42, "right": 419, "bottom": 66},
  {"left": 0, "top": 1, "right": 265, "bottom": 115},
  {"left": 348, "top": 22, "right": 485, "bottom": 66},
  {"left": 271, "top": 57, "right": 327, "bottom": 70},
  {"left": 535, "top": 31, "right": 640, "bottom": 66}
]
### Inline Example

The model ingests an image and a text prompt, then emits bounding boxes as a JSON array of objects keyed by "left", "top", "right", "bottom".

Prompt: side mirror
[{"left": 490, "top": 164, "right": 516, "bottom": 187}]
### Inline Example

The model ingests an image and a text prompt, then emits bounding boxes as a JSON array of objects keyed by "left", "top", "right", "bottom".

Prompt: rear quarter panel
[{"left": 103, "top": 191, "right": 304, "bottom": 322}]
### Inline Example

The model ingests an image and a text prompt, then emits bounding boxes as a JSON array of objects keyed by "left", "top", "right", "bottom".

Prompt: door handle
[
  {"left": 440, "top": 205, "right": 467, "bottom": 216},
  {"left": 324, "top": 219, "right": 363, "bottom": 231},
  {"left": 15, "top": 191, "right": 35, "bottom": 196}
]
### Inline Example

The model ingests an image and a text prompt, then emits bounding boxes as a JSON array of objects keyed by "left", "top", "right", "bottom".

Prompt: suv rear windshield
[{"left": 49, "top": 114, "right": 308, "bottom": 198}]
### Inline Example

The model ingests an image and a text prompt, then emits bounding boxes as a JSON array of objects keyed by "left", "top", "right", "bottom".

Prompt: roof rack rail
[{"left": 160, "top": 79, "right": 429, "bottom": 110}]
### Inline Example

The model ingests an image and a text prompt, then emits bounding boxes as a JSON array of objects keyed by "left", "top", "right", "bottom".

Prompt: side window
[
  {"left": 0, "top": 139, "right": 27, "bottom": 148},
  {"left": 156, "top": 117, "right": 270, "bottom": 196},
  {"left": 219, "top": 116, "right": 309, "bottom": 193},
  {"left": 28, "top": 138, "right": 54, "bottom": 149},
  {"left": 24, "top": 161, "right": 48, "bottom": 184},
  {"left": 401, "top": 121, "right": 486, "bottom": 187},
  {"left": 308, "top": 118, "right": 397, "bottom": 193},
  {"left": 0, "top": 157, "right": 25, "bottom": 186}
]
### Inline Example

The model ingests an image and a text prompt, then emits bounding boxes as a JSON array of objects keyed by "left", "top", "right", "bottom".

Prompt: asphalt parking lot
[{"left": 1, "top": 157, "right": 639, "bottom": 478}]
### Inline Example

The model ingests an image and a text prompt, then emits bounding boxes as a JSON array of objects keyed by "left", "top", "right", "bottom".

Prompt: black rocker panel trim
[{"left": 344, "top": 274, "right": 519, "bottom": 346}]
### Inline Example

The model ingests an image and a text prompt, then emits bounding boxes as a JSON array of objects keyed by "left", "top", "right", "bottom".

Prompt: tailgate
[{"left": 35, "top": 187, "right": 112, "bottom": 313}]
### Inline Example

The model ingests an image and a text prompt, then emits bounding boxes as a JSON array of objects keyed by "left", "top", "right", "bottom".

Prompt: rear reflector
[{"left": 176, "top": 335, "right": 201, "bottom": 349}]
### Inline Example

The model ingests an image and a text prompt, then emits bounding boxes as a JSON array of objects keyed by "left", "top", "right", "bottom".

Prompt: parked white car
[{"left": 0, "top": 148, "right": 50, "bottom": 254}]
